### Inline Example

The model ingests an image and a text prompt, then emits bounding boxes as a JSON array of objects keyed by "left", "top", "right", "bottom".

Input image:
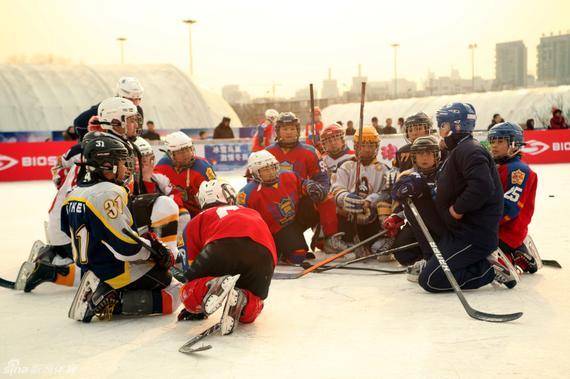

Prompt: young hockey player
[
  {"left": 304, "top": 106, "right": 324, "bottom": 150},
  {"left": 179, "top": 179, "right": 277, "bottom": 335},
  {"left": 320, "top": 123, "right": 354, "bottom": 179},
  {"left": 331, "top": 126, "right": 393, "bottom": 256},
  {"left": 238, "top": 150, "right": 309, "bottom": 264},
  {"left": 393, "top": 112, "right": 432, "bottom": 172},
  {"left": 154, "top": 131, "right": 216, "bottom": 218},
  {"left": 266, "top": 112, "right": 347, "bottom": 253},
  {"left": 386, "top": 135, "right": 440, "bottom": 267},
  {"left": 393, "top": 103, "right": 520, "bottom": 292},
  {"left": 65, "top": 133, "right": 180, "bottom": 322},
  {"left": 252, "top": 109, "right": 279, "bottom": 152},
  {"left": 488, "top": 122, "right": 540, "bottom": 273}
]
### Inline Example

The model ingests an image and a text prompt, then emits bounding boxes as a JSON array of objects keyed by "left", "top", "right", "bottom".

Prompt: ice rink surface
[{"left": 0, "top": 165, "right": 569, "bottom": 378}]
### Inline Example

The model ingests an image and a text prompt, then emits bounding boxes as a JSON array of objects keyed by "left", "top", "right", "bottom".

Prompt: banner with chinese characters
[{"left": 204, "top": 143, "right": 251, "bottom": 171}]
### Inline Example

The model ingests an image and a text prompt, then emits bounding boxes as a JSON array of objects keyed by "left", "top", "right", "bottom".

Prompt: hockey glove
[
  {"left": 304, "top": 179, "right": 327, "bottom": 203},
  {"left": 343, "top": 192, "right": 365, "bottom": 214},
  {"left": 383, "top": 214, "right": 405, "bottom": 237},
  {"left": 142, "top": 231, "right": 174, "bottom": 269},
  {"left": 392, "top": 172, "right": 427, "bottom": 200}
]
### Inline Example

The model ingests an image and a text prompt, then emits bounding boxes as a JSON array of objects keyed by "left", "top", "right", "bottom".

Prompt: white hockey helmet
[
  {"left": 247, "top": 150, "right": 279, "bottom": 184},
  {"left": 164, "top": 131, "right": 193, "bottom": 153},
  {"left": 133, "top": 137, "right": 154, "bottom": 157},
  {"left": 265, "top": 109, "right": 279, "bottom": 123},
  {"left": 97, "top": 97, "right": 139, "bottom": 136},
  {"left": 197, "top": 179, "right": 237, "bottom": 209},
  {"left": 116, "top": 77, "right": 144, "bottom": 100}
]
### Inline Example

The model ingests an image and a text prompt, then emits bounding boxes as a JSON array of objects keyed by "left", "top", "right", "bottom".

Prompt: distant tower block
[{"left": 322, "top": 67, "right": 339, "bottom": 99}]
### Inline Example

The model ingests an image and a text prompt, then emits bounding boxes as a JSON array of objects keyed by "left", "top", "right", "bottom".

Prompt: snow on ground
[{"left": 0, "top": 165, "right": 569, "bottom": 378}]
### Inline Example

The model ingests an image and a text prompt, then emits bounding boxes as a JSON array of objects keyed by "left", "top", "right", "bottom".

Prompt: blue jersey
[{"left": 61, "top": 181, "right": 154, "bottom": 289}]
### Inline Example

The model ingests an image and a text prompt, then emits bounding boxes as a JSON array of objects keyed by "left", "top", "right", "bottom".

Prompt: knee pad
[
  {"left": 239, "top": 289, "right": 264, "bottom": 324},
  {"left": 151, "top": 196, "right": 179, "bottom": 252},
  {"left": 161, "top": 281, "right": 182, "bottom": 314},
  {"left": 179, "top": 276, "right": 215, "bottom": 314}
]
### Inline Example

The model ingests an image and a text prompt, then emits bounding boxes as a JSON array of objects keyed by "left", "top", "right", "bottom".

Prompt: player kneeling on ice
[
  {"left": 393, "top": 103, "right": 520, "bottom": 292},
  {"left": 488, "top": 122, "right": 541, "bottom": 273},
  {"left": 178, "top": 180, "right": 277, "bottom": 335},
  {"left": 238, "top": 150, "right": 312, "bottom": 265},
  {"left": 331, "top": 126, "right": 393, "bottom": 258},
  {"left": 387, "top": 135, "right": 441, "bottom": 267},
  {"left": 66, "top": 133, "right": 180, "bottom": 322}
]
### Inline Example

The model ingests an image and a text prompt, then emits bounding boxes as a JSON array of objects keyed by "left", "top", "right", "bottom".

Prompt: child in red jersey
[{"left": 488, "top": 122, "right": 540, "bottom": 273}]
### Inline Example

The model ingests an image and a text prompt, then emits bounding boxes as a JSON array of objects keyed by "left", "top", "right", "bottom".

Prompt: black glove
[
  {"left": 304, "top": 179, "right": 327, "bottom": 202},
  {"left": 392, "top": 172, "right": 427, "bottom": 200},
  {"left": 142, "top": 231, "right": 174, "bottom": 269}
]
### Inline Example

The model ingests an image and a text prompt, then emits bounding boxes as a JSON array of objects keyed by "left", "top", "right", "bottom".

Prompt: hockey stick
[
  {"left": 313, "top": 242, "right": 419, "bottom": 273},
  {"left": 309, "top": 83, "right": 317, "bottom": 147},
  {"left": 0, "top": 277, "right": 15, "bottom": 289},
  {"left": 274, "top": 230, "right": 387, "bottom": 280},
  {"left": 542, "top": 259, "right": 562, "bottom": 268},
  {"left": 350, "top": 82, "right": 367, "bottom": 240},
  {"left": 303, "top": 263, "right": 406, "bottom": 274},
  {"left": 407, "top": 199, "right": 522, "bottom": 322}
]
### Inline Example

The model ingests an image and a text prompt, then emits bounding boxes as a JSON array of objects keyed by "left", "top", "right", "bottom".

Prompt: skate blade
[
  {"left": 14, "top": 262, "right": 35, "bottom": 291},
  {"left": 68, "top": 272, "right": 99, "bottom": 321},
  {"left": 27, "top": 240, "right": 46, "bottom": 263},
  {"left": 203, "top": 274, "right": 240, "bottom": 316}
]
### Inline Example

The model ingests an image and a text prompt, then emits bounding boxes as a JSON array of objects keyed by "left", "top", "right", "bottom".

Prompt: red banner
[
  {"left": 522, "top": 129, "right": 570, "bottom": 164},
  {"left": 0, "top": 141, "right": 75, "bottom": 182}
]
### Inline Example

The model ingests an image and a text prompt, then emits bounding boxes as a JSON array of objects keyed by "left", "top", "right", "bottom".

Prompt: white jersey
[{"left": 322, "top": 148, "right": 355, "bottom": 181}]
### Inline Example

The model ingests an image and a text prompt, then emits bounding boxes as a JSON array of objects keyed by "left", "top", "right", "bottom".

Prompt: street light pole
[
  {"left": 391, "top": 43, "right": 400, "bottom": 98},
  {"left": 116, "top": 37, "right": 127, "bottom": 64},
  {"left": 468, "top": 43, "right": 478, "bottom": 91},
  {"left": 182, "top": 19, "right": 197, "bottom": 76}
]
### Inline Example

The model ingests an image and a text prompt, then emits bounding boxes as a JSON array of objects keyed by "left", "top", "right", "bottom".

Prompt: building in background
[
  {"left": 495, "top": 40, "right": 527, "bottom": 89},
  {"left": 222, "top": 84, "right": 251, "bottom": 104},
  {"left": 537, "top": 32, "right": 570, "bottom": 85}
]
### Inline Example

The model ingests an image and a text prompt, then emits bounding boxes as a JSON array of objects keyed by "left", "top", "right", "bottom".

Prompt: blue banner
[{"left": 204, "top": 143, "right": 251, "bottom": 171}]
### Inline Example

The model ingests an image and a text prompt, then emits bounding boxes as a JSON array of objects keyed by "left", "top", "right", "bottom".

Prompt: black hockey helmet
[
  {"left": 275, "top": 112, "right": 300, "bottom": 147},
  {"left": 404, "top": 112, "right": 432, "bottom": 143},
  {"left": 410, "top": 135, "right": 440, "bottom": 173},
  {"left": 82, "top": 132, "right": 132, "bottom": 184}
]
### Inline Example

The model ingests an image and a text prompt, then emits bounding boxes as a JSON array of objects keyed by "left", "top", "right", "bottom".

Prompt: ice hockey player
[
  {"left": 73, "top": 77, "right": 144, "bottom": 134},
  {"left": 178, "top": 179, "right": 276, "bottom": 335},
  {"left": 251, "top": 109, "right": 279, "bottom": 152},
  {"left": 64, "top": 133, "right": 180, "bottom": 322},
  {"left": 393, "top": 102, "right": 520, "bottom": 291},
  {"left": 320, "top": 123, "right": 354, "bottom": 179},
  {"left": 331, "top": 126, "right": 393, "bottom": 257},
  {"left": 488, "top": 122, "right": 540, "bottom": 273},
  {"left": 238, "top": 150, "right": 309, "bottom": 264},
  {"left": 393, "top": 112, "right": 432, "bottom": 172},
  {"left": 266, "top": 112, "right": 347, "bottom": 253},
  {"left": 154, "top": 131, "right": 216, "bottom": 218},
  {"left": 387, "top": 135, "right": 440, "bottom": 267},
  {"left": 304, "top": 106, "right": 324, "bottom": 150}
]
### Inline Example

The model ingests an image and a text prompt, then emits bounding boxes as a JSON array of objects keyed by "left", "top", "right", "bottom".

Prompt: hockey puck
[{"left": 549, "top": 195, "right": 555, "bottom": 198}]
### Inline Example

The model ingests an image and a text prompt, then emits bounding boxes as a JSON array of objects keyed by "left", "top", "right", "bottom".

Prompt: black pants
[
  {"left": 337, "top": 215, "right": 381, "bottom": 247},
  {"left": 124, "top": 264, "right": 172, "bottom": 291},
  {"left": 392, "top": 223, "right": 424, "bottom": 266},
  {"left": 273, "top": 222, "right": 308, "bottom": 260},
  {"left": 184, "top": 237, "right": 274, "bottom": 299}
]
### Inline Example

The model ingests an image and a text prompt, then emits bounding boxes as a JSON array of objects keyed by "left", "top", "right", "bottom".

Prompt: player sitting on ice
[
  {"left": 320, "top": 123, "right": 354, "bottom": 179},
  {"left": 65, "top": 133, "right": 180, "bottom": 322},
  {"left": 387, "top": 136, "right": 441, "bottom": 267},
  {"left": 331, "top": 126, "right": 393, "bottom": 258},
  {"left": 238, "top": 150, "right": 313, "bottom": 265},
  {"left": 488, "top": 122, "right": 540, "bottom": 273},
  {"left": 393, "top": 112, "right": 433, "bottom": 172},
  {"left": 155, "top": 131, "right": 216, "bottom": 222},
  {"left": 393, "top": 102, "right": 520, "bottom": 291},
  {"left": 178, "top": 179, "right": 276, "bottom": 335},
  {"left": 252, "top": 109, "right": 279, "bottom": 152},
  {"left": 266, "top": 112, "right": 348, "bottom": 253}
]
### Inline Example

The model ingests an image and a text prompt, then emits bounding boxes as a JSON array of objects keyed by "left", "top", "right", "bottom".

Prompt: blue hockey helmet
[
  {"left": 435, "top": 103, "right": 477, "bottom": 133},
  {"left": 488, "top": 122, "right": 525, "bottom": 147}
]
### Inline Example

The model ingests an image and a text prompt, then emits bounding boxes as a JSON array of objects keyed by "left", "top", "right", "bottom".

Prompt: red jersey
[
  {"left": 266, "top": 142, "right": 329, "bottom": 190},
  {"left": 183, "top": 205, "right": 277, "bottom": 265},
  {"left": 304, "top": 121, "right": 323, "bottom": 146},
  {"left": 498, "top": 157, "right": 537, "bottom": 248},
  {"left": 154, "top": 156, "right": 216, "bottom": 217},
  {"left": 252, "top": 121, "right": 275, "bottom": 152},
  {"left": 237, "top": 171, "right": 303, "bottom": 234}
]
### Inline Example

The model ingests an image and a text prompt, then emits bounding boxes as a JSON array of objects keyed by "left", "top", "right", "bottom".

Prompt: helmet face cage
[
  {"left": 248, "top": 151, "right": 280, "bottom": 184},
  {"left": 321, "top": 132, "right": 345, "bottom": 155},
  {"left": 198, "top": 180, "right": 237, "bottom": 209},
  {"left": 411, "top": 148, "right": 440, "bottom": 173},
  {"left": 405, "top": 122, "right": 430, "bottom": 143},
  {"left": 84, "top": 137, "right": 132, "bottom": 185}
]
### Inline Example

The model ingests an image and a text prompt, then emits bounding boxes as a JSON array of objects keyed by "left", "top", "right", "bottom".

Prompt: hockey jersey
[
  {"left": 304, "top": 121, "right": 324, "bottom": 146},
  {"left": 61, "top": 181, "right": 154, "bottom": 289},
  {"left": 237, "top": 171, "right": 303, "bottom": 234},
  {"left": 322, "top": 148, "right": 355, "bottom": 180},
  {"left": 497, "top": 157, "right": 537, "bottom": 248},
  {"left": 154, "top": 155, "right": 216, "bottom": 217},
  {"left": 182, "top": 205, "right": 277, "bottom": 265},
  {"left": 266, "top": 142, "right": 329, "bottom": 191},
  {"left": 394, "top": 143, "right": 413, "bottom": 172},
  {"left": 252, "top": 122, "right": 275, "bottom": 152}
]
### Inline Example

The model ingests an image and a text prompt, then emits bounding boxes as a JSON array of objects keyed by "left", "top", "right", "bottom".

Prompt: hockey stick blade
[
  {"left": 0, "top": 277, "right": 15, "bottom": 290},
  {"left": 542, "top": 259, "right": 562, "bottom": 268},
  {"left": 407, "top": 200, "right": 523, "bottom": 323}
]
